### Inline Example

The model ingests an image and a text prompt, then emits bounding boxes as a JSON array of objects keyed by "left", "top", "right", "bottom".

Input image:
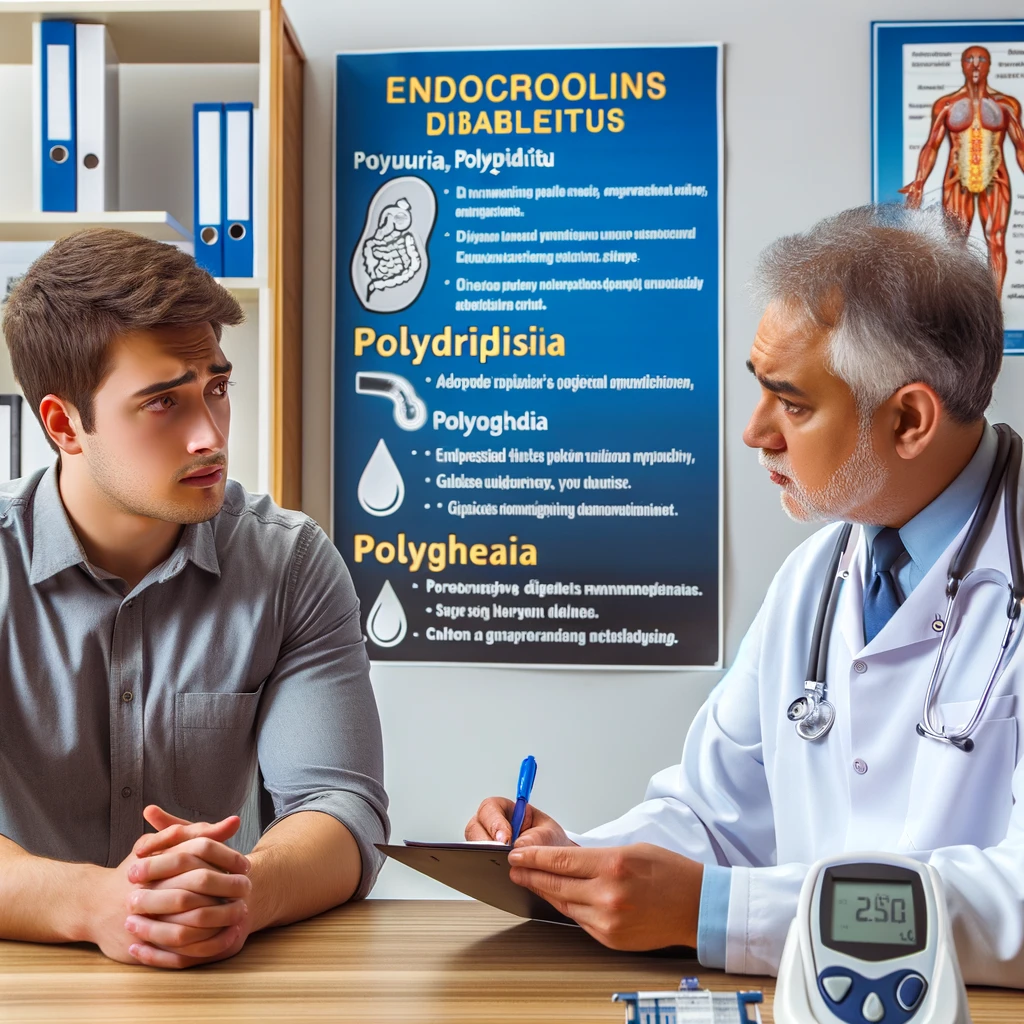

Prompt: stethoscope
[{"left": 787, "top": 422, "right": 1024, "bottom": 752}]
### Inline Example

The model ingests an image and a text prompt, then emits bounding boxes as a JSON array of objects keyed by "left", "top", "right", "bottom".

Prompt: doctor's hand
[
  {"left": 507, "top": 842, "right": 703, "bottom": 951},
  {"left": 83, "top": 806, "right": 251, "bottom": 968},
  {"left": 465, "top": 797, "right": 576, "bottom": 848}
]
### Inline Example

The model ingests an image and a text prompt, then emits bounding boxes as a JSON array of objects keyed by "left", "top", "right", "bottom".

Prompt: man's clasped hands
[{"left": 87, "top": 805, "right": 252, "bottom": 969}]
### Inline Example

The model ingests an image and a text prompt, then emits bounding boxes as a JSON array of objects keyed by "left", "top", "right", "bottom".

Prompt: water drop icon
[
  {"left": 366, "top": 580, "right": 407, "bottom": 648},
  {"left": 358, "top": 439, "right": 404, "bottom": 517}
]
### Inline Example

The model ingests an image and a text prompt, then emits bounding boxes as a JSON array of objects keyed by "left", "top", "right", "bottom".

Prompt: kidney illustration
[{"left": 350, "top": 176, "right": 436, "bottom": 313}]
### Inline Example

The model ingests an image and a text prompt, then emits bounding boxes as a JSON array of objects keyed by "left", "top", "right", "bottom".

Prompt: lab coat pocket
[
  {"left": 904, "top": 695, "right": 1017, "bottom": 852},
  {"left": 174, "top": 689, "right": 263, "bottom": 817}
]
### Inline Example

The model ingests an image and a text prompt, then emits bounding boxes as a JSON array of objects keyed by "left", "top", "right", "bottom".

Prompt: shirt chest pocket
[
  {"left": 903, "top": 695, "right": 1018, "bottom": 852},
  {"left": 174, "top": 690, "right": 263, "bottom": 818}
]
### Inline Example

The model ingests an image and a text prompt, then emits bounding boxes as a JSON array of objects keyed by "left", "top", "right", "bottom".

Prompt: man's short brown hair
[{"left": 2, "top": 229, "right": 244, "bottom": 445}]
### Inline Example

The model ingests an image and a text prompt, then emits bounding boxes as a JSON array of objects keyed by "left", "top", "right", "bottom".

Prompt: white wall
[{"left": 283, "top": 0, "right": 1024, "bottom": 898}]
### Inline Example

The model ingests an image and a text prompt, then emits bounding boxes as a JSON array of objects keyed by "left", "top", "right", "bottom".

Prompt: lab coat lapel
[
  {"left": 857, "top": 480, "right": 1016, "bottom": 658},
  {"left": 836, "top": 533, "right": 866, "bottom": 657}
]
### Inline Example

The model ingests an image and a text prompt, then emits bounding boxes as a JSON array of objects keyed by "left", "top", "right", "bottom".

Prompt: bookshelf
[
  {"left": 0, "top": 210, "right": 192, "bottom": 242},
  {"left": 0, "top": 0, "right": 304, "bottom": 508}
]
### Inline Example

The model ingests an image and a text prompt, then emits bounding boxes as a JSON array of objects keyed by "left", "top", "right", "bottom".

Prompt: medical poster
[
  {"left": 334, "top": 46, "right": 723, "bottom": 668},
  {"left": 872, "top": 20, "right": 1024, "bottom": 353}
]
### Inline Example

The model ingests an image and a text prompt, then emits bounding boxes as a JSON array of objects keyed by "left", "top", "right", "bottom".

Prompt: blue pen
[{"left": 509, "top": 755, "right": 537, "bottom": 845}]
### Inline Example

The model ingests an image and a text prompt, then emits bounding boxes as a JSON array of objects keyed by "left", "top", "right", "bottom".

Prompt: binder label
[
  {"left": 197, "top": 110, "right": 222, "bottom": 227},
  {"left": 226, "top": 108, "right": 251, "bottom": 221},
  {"left": 46, "top": 44, "right": 71, "bottom": 140}
]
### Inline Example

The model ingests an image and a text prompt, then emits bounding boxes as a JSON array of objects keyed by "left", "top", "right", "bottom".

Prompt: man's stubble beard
[
  {"left": 759, "top": 415, "right": 896, "bottom": 525},
  {"left": 85, "top": 442, "right": 226, "bottom": 525}
]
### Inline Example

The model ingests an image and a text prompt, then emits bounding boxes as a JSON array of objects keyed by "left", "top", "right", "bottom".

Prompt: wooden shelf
[
  {"left": 216, "top": 277, "right": 266, "bottom": 300},
  {"left": 0, "top": 5, "right": 265, "bottom": 64},
  {"left": 0, "top": 0, "right": 267, "bottom": 9},
  {"left": 0, "top": 211, "right": 192, "bottom": 243}
]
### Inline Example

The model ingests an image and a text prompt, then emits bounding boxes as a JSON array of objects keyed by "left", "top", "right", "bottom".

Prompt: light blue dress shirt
[{"left": 696, "top": 422, "right": 998, "bottom": 968}]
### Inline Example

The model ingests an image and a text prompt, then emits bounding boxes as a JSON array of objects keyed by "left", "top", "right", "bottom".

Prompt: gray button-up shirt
[{"left": 0, "top": 467, "right": 389, "bottom": 898}]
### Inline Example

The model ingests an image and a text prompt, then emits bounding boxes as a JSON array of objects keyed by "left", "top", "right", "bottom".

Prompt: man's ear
[
  {"left": 887, "top": 382, "right": 942, "bottom": 460},
  {"left": 38, "top": 395, "right": 84, "bottom": 455}
]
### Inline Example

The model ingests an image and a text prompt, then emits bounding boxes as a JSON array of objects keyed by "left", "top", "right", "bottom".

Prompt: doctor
[{"left": 467, "top": 205, "right": 1024, "bottom": 987}]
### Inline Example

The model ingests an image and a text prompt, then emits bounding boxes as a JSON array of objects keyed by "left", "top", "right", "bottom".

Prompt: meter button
[
  {"left": 861, "top": 991, "right": 885, "bottom": 1021},
  {"left": 821, "top": 974, "right": 853, "bottom": 1003},
  {"left": 897, "top": 974, "right": 926, "bottom": 1011}
]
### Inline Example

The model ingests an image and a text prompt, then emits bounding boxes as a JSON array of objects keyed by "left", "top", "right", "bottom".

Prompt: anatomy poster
[
  {"left": 334, "top": 46, "right": 723, "bottom": 668},
  {"left": 873, "top": 21, "right": 1024, "bottom": 352}
]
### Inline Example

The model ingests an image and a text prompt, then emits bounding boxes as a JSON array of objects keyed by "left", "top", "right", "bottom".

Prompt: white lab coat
[{"left": 574, "top": 480, "right": 1024, "bottom": 987}]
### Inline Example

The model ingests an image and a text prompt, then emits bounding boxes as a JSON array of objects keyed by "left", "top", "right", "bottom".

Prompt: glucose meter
[{"left": 774, "top": 854, "right": 971, "bottom": 1024}]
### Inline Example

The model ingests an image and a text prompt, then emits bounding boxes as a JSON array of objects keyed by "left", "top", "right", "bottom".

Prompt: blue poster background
[
  {"left": 334, "top": 46, "right": 722, "bottom": 667},
  {"left": 872, "top": 20, "right": 1024, "bottom": 353}
]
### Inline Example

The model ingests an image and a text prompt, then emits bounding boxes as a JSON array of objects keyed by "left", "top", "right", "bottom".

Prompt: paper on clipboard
[
  {"left": 375, "top": 841, "right": 577, "bottom": 926},
  {"left": 403, "top": 839, "right": 510, "bottom": 851}
]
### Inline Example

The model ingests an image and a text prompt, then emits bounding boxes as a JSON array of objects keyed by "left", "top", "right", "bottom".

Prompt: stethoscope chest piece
[
  {"left": 787, "top": 684, "right": 836, "bottom": 741},
  {"left": 789, "top": 519, "right": 855, "bottom": 744}
]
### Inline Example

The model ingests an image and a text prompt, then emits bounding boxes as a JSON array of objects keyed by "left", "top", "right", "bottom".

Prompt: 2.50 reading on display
[{"left": 832, "top": 882, "right": 917, "bottom": 946}]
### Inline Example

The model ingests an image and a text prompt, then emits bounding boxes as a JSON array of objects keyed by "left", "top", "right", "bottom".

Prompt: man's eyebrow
[
  {"left": 132, "top": 362, "right": 233, "bottom": 399},
  {"left": 745, "top": 359, "right": 808, "bottom": 399}
]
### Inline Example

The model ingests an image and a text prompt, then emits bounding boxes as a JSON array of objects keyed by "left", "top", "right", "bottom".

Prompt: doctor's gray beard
[{"left": 759, "top": 416, "right": 893, "bottom": 524}]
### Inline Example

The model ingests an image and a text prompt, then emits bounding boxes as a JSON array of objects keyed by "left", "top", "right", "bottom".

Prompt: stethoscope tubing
[
  {"left": 945, "top": 424, "right": 1012, "bottom": 599},
  {"left": 806, "top": 522, "right": 853, "bottom": 686}
]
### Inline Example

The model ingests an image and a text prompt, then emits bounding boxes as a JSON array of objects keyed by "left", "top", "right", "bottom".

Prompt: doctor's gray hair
[{"left": 752, "top": 205, "right": 1003, "bottom": 422}]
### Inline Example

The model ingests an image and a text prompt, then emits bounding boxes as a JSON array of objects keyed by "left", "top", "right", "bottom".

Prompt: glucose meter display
[{"left": 831, "top": 881, "right": 917, "bottom": 945}]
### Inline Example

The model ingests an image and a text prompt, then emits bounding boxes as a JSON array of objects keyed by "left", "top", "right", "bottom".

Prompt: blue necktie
[{"left": 863, "top": 527, "right": 906, "bottom": 644}]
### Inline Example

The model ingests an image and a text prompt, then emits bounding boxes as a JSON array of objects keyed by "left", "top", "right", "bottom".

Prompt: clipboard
[{"left": 376, "top": 842, "right": 577, "bottom": 926}]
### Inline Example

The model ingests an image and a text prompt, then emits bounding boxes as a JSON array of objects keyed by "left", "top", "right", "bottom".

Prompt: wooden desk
[{"left": 0, "top": 900, "right": 1019, "bottom": 1022}]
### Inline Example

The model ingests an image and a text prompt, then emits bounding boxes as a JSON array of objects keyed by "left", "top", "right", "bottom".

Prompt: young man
[
  {"left": 468, "top": 205, "right": 1024, "bottom": 987},
  {"left": 0, "top": 229, "right": 388, "bottom": 968}
]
